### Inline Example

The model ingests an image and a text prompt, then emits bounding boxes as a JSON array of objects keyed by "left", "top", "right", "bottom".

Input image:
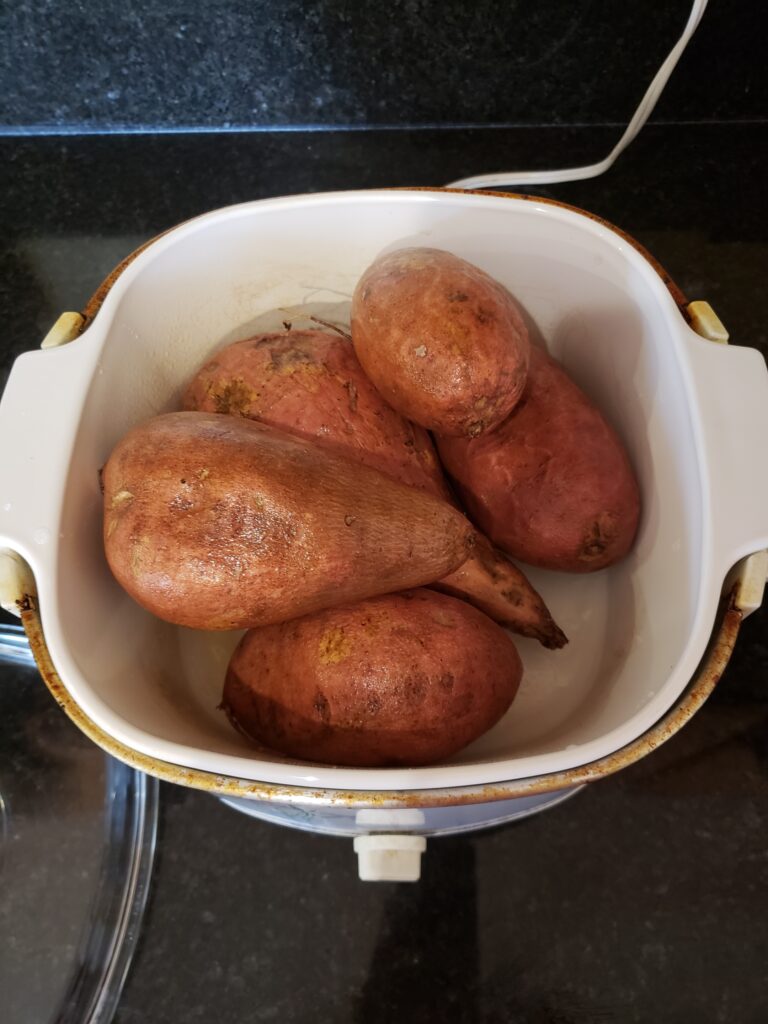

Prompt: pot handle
[
  {"left": 0, "top": 312, "right": 97, "bottom": 606},
  {"left": 684, "top": 302, "right": 768, "bottom": 614}
]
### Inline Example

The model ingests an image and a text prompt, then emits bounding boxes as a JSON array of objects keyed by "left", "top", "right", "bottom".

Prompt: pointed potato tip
[{"left": 540, "top": 621, "right": 568, "bottom": 650}]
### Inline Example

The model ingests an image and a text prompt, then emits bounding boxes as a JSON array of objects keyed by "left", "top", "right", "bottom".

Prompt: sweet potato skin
[
  {"left": 433, "top": 533, "right": 566, "bottom": 648},
  {"left": 183, "top": 329, "right": 565, "bottom": 647},
  {"left": 103, "top": 412, "right": 474, "bottom": 629},
  {"left": 183, "top": 329, "right": 448, "bottom": 497},
  {"left": 223, "top": 589, "right": 522, "bottom": 766},
  {"left": 437, "top": 346, "right": 641, "bottom": 572},
  {"left": 351, "top": 247, "right": 530, "bottom": 437}
]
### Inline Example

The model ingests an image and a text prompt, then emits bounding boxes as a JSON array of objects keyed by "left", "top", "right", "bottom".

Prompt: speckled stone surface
[
  {"left": 1, "top": 122, "right": 768, "bottom": 1022},
  {"left": 1, "top": 1, "right": 765, "bottom": 131}
]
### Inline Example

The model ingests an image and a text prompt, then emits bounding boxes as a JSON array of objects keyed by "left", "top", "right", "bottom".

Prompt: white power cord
[{"left": 447, "top": 0, "right": 709, "bottom": 190}]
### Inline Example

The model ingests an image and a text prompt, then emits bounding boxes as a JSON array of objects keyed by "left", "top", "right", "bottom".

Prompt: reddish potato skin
[
  {"left": 351, "top": 247, "right": 530, "bottom": 437},
  {"left": 183, "top": 329, "right": 449, "bottom": 498},
  {"left": 103, "top": 412, "right": 474, "bottom": 630},
  {"left": 223, "top": 589, "right": 522, "bottom": 767},
  {"left": 183, "top": 330, "right": 565, "bottom": 647},
  {"left": 433, "top": 533, "right": 566, "bottom": 647},
  {"left": 437, "top": 346, "right": 641, "bottom": 572}
]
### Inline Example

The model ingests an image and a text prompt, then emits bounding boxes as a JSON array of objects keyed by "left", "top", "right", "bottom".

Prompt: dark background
[{"left": 1, "top": 0, "right": 765, "bottom": 133}]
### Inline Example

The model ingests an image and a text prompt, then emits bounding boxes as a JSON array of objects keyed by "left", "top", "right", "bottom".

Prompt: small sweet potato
[
  {"left": 437, "top": 346, "right": 641, "bottom": 572},
  {"left": 223, "top": 589, "right": 522, "bottom": 767},
  {"left": 351, "top": 247, "right": 530, "bottom": 437}
]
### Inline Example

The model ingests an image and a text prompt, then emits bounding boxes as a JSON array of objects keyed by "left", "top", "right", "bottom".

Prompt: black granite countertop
[
  {"left": 2, "top": 1, "right": 763, "bottom": 131},
  {"left": 2, "top": 122, "right": 768, "bottom": 1023}
]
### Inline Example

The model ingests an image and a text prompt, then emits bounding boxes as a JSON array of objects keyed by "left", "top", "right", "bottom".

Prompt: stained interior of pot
[{"left": 52, "top": 197, "right": 705, "bottom": 773}]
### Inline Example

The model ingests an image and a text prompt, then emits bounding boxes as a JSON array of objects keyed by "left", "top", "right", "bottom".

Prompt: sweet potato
[
  {"left": 183, "top": 329, "right": 565, "bottom": 647},
  {"left": 183, "top": 329, "right": 448, "bottom": 497},
  {"left": 103, "top": 412, "right": 474, "bottom": 629},
  {"left": 437, "top": 346, "right": 641, "bottom": 572},
  {"left": 351, "top": 247, "right": 530, "bottom": 437},
  {"left": 223, "top": 589, "right": 522, "bottom": 766}
]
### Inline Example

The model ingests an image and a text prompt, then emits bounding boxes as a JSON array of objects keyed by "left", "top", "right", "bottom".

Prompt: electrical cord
[{"left": 447, "top": 0, "right": 708, "bottom": 190}]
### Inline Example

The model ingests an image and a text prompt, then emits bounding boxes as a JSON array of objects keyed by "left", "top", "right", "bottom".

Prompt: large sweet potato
[
  {"left": 184, "top": 329, "right": 564, "bottom": 647},
  {"left": 437, "top": 346, "right": 641, "bottom": 572},
  {"left": 223, "top": 589, "right": 522, "bottom": 766},
  {"left": 103, "top": 412, "right": 474, "bottom": 629},
  {"left": 351, "top": 247, "right": 530, "bottom": 437}
]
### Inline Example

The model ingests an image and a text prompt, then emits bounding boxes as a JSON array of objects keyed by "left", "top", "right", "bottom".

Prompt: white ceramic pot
[{"left": 1, "top": 190, "right": 766, "bottom": 880}]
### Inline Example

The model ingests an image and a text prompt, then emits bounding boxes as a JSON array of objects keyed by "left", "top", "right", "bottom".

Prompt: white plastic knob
[{"left": 353, "top": 834, "right": 427, "bottom": 882}]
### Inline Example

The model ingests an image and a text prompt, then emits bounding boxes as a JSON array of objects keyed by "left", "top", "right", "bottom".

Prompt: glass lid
[{"left": 0, "top": 618, "right": 158, "bottom": 1024}]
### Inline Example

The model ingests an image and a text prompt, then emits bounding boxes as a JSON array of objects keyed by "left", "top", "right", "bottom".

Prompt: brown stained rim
[
  {"left": 20, "top": 187, "right": 742, "bottom": 807},
  {"left": 21, "top": 590, "right": 742, "bottom": 807}
]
